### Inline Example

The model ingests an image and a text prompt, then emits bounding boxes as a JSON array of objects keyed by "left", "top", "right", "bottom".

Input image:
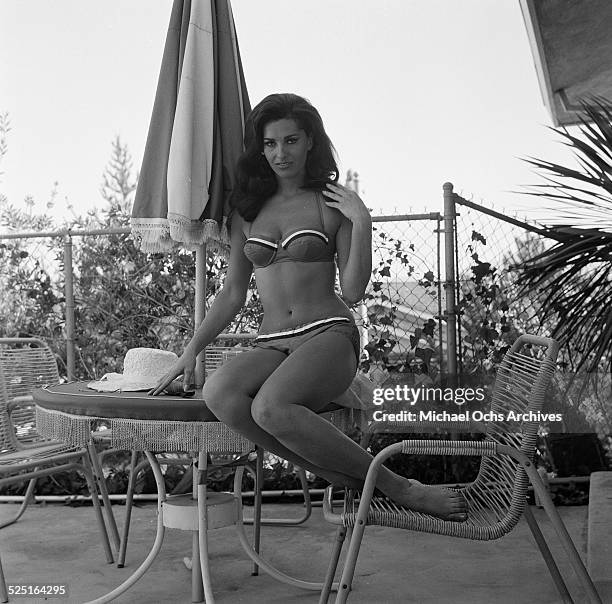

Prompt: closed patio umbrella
[
  {"left": 131, "top": 0, "right": 250, "bottom": 383},
  {"left": 132, "top": 0, "right": 250, "bottom": 253},
  {"left": 128, "top": 2, "right": 251, "bottom": 601}
]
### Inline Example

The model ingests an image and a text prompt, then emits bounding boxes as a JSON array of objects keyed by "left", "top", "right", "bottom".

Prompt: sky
[{"left": 0, "top": 0, "right": 579, "bottom": 225}]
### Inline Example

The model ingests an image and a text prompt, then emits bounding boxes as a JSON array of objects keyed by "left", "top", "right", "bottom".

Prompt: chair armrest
[
  {"left": 400, "top": 439, "right": 498, "bottom": 457},
  {"left": 354, "top": 439, "right": 507, "bottom": 510},
  {"left": 362, "top": 420, "right": 488, "bottom": 448},
  {"left": 400, "top": 440, "right": 536, "bottom": 470},
  {"left": 367, "top": 420, "right": 487, "bottom": 435},
  {"left": 6, "top": 395, "right": 34, "bottom": 412}
]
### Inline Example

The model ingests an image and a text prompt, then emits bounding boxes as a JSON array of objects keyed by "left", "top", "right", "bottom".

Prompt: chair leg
[
  {"left": 294, "top": 466, "right": 313, "bottom": 524},
  {"left": 79, "top": 454, "right": 114, "bottom": 565},
  {"left": 117, "top": 450, "right": 140, "bottom": 568},
  {"left": 252, "top": 446, "right": 263, "bottom": 576},
  {"left": 319, "top": 525, "right": 348, "bottom": 604},
  {"left": 248, "top": 465, "right": 313, "bottom": 526},
  {"left": 334, "top": 475, "right": 380, "bottom": 604},
  {"left": 523, "top": 504, "right": 574, "bottom": 603},
  {"left": 82, "top": 451, "right": 168, "bottom": 604},
  {"left": 233, "top": 466, "right": 336, "bottom": 591},
  {"left": 87, "top": 442, "right": 120, "bottom": 553},
  {"left": 118, "top": 453, "right": 195, "bottom": 568},
  {"left": 243, "top": 447, "right": 312, "bottom": 526},
  {"left": 0, "top": 477, "right": 37, "bottom": 529},
  {"left": 526, "top": 463, "right": 603, "bottom": 604},
  {"left": 0, "top": 553, "right": 8, "bottom": 603}
]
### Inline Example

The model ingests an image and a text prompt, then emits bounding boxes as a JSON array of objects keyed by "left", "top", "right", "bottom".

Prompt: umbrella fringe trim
[{"left": 131, "top": 217, "right": 230, "bottom": 256}]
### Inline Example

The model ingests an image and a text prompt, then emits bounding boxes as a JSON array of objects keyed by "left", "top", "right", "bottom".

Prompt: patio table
[{"left": 33, "top": 382, "right": 330, "bottom": 603}]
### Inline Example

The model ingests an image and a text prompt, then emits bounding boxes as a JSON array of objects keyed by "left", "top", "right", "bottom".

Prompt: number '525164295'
[{"left": 7, "top": 584, "right": 68, "bottom": 598}]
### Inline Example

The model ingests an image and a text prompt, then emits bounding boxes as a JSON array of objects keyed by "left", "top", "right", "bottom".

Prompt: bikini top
[{"left": 243, "top": 193, "right": 336, "bottom": 268}]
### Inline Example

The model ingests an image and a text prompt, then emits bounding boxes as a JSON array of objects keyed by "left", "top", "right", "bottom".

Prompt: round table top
[
  {"left": 34, "top": 381, "right": 218, "bottom": 421},
  {"left": 33, "top": 382, "right": 253, "bottom": 452}
]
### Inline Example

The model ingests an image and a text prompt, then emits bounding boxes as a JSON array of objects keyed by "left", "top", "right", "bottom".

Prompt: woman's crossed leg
[
  {"left": 204, "top": 332, "right": 467, "bottom": 521},
  {"left": 203, "top": 345, "right": 361, "bottom": 488}
]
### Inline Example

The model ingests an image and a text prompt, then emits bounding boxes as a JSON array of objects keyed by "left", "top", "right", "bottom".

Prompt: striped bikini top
[{"left": 243, "top": 194, "right": 336, "bottom": 268}]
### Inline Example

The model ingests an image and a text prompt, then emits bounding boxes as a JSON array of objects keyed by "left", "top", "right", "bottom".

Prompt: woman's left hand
[{"left": 322, "top": 182, "right": 371, "bottom": 224}]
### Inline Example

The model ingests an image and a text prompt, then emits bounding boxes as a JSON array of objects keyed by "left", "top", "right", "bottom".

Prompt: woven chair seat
[
  {"left": 0, "top": 441, "right": 79, "bottom": 467},
  {"left": 330, "top": 432, "right": 528, "bottom": 540},
  {"left": 340, "top": 479, "right": 521, "bottom": 541}
]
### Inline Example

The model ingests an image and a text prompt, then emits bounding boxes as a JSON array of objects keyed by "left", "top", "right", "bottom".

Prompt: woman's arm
[
  {"left": 149, "top": 213, "right": 253, "bottom": 394},
  {"left": 322, "top": 183, "right": 372, "bottom": 304},
  {"left": 183, "top": 217, "right": 252, "bottom": 357}
]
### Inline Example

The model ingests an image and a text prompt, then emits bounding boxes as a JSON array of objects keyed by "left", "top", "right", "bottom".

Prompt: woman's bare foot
[{"left": 383, "top": 479, "right": 468, "bottom": 522}]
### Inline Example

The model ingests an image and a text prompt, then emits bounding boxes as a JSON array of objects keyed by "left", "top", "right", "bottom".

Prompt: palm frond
[
  {"left": 516, "top": 97, "right": 612, "bottom": 371},
  {"left": 514, "top": 241, "right": 612, "bottom": 371}
]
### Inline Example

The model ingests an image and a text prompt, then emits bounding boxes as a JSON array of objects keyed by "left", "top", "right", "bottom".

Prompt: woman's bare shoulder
[{"left": 229, "top": 210, "right": 249, "bottom": 239}]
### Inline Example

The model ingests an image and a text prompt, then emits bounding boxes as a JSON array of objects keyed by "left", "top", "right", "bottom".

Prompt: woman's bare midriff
[{"left": 255, "top": 260, "right": 353, "bottom": 334}]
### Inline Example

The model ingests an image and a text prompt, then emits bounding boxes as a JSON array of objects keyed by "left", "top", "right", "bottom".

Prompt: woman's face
[{"left": 262, "top": 118, "right": 312, "bottom": 183}]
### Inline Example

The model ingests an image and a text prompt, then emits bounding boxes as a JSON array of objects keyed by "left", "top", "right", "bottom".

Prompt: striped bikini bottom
[{"left": 253, "top": 316, "right": 360, "bottom": 361}]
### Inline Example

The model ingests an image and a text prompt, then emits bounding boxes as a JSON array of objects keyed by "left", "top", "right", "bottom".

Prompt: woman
[{"left": 151, "top": 93, "right": 466, "bottom": 521}]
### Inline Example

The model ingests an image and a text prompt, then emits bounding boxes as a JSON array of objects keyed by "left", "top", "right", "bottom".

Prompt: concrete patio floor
[{"left": 1, "top": 495, "right": 610, "bottom": 604}]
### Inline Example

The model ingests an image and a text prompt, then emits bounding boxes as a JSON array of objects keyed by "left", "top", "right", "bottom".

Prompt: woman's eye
[
  {"left": 263, "top": 141, "right": 275, "bottom": 148},
  {"left": 287, "top": 138, "right": 297, "bottom": 144}
]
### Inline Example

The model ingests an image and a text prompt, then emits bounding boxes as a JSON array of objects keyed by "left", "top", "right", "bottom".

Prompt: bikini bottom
[{"left": 253, "top": 316, "right": 360, "bottom": 361}]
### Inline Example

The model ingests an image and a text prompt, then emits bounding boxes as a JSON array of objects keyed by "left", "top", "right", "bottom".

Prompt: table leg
[
  {"left": 191, "top": 454, "right": 204, "bottom": 603},
  {"left": 198, "top": 452, "right": 215, "bottom": 603},
  {"left": 83, "top": 451, "right": 166, "bottom": 604}
]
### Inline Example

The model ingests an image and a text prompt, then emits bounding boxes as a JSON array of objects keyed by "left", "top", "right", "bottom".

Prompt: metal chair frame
[
  {"left": 0, "top": 338, "right": 114, "bottom": 602},
  {"left": 320, "top": 335, "right": 602, "bottom": 604}
]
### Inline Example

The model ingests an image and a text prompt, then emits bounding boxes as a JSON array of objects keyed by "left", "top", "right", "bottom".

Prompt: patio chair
[
  {"left": 0, "top": 337, "right": 114, "bottom": 597},
  {"left": 320, "top": 334, "right": 602, "bottom": 604}
]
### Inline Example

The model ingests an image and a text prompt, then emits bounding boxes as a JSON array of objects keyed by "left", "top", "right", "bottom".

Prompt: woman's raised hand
[
  {"left": 322, "top": 182, "right": 371, "bottom": 225},
  {"left": 148, "top": 350, "right": 197, "bottom": 396}
]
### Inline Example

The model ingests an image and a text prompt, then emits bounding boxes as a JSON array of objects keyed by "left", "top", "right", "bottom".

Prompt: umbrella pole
[
  {"left": 195, "top": 243, "right": 208, "bottom": 388},
  {"left": 193, "top": 243, "right": 208, "bottom": 602}
]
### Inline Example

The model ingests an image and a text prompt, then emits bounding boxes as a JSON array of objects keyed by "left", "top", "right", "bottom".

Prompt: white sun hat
[{"left": 87, "top": 348, "right": 179, "bottom": 392}]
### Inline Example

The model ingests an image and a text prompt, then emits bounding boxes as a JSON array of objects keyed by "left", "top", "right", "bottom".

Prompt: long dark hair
[{"left": 230, "top": 93, "right": 339, "bottom": 222}]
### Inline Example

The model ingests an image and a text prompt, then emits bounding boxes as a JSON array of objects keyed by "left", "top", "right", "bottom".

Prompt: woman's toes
[{"left": 387, "top": 481, "right": 468, "bottom": 521}]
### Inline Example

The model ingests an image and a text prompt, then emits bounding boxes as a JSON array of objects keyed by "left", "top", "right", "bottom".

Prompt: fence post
[
  {"left": 443, "top": 183, "right": 458, "bottom": 375},
  {"left": 63, "top": 232, "right": 76, "bottom": 380},
  {"left": 194, "top": 243, "right": 207, "bottom": 388}
]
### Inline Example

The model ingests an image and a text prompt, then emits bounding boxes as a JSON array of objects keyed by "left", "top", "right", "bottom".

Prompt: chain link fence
[
  {"left": 2, "top": 188, "right": 600, "bottom": 390},
  {"left": 2, "top": 195, "right": 544, "bottom": 385},
  {"left": 0, "top": 232, "right": 64, "bottom": 353},
  {"left": 452, "top": 193, "right": 555, "bottom": 372},
  {"left": 363, "top": 213, "right": 444, "bottom": 378},
  {"left": 1, "top": 213, "right": 448, "bottom": 382},
  {"left": 1, "top": 228, "right": 192, "bottom": 380},
  {"left": 451, "top": 191, "right": 611, "bottom": 439},
  {"left": 3, "top": 185, "right": 610, "bottom": 476}
]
